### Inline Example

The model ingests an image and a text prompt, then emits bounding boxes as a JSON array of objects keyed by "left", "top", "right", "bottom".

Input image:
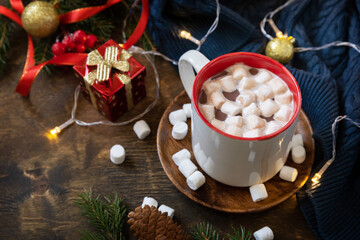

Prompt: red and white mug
[{"left": 178, "top": 50, "right": 302, "bottom": 187}]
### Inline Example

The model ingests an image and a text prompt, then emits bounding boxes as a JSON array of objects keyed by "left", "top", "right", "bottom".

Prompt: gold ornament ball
[
  {"left": 265, "top": 37, "right": 294, "bottom": 64},
  {"left": 21, "top": 1, "right": 59, "bottom": 38}
]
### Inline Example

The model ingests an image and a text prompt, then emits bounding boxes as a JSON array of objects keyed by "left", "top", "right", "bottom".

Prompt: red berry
[
  {"left": 62, "top": 36, "right": 75, "bottom": 51},
  {"left": 75, "top": 44, "right": 86, "bottom": 53},
  {"left": 51, "top": 42, "right": 66, "bottom": 56},
  {"left": 73, "top": 30, "right": 87, "bottom": 44},
  {"left": 85, "top": 34, "right": 98, "bottom": 48}
]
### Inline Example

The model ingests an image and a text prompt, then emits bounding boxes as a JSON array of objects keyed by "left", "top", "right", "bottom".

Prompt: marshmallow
[
  {"left": 254, "top": 226, "right": 274, "bottom": 240},
  {"left": 110, "top": 144, "right": 125, "bottom": 164},
  {"left": 169, "top": 109, "right": 187, "bottom": 125},
  {"left": 142, "top": 197, "right": 158, "bottom": 208},
  {"left": 158, "top": 204, "right": 175, "bottom": 219},
  {"left": 178, "top": 159, "right": 197, "bottom": 178},
  {"left": 291, "top": 134, "right": 304, "bottom": 148},
  {"left": 225, "top": 116, "right": 243, "bottom": 127},
  {"left": 203, "top": 79, "right": 221, "bottom": 94},
  {"left": 172, "top": 122, "right": 188, "bottom": 140},
  {"left": 220, "top": 101, "right": 242, "bottom": 116},
  {"left": 243, "top": 129, "right": 262, "bottom": 138},
  {"left": 211, "top": 119, "right": 226, "bottom": 131},
  {"left": 133, "top": 120, "right": 151, "bottom": 140},
  {"left": 200, "top": 104, "right": 215, "bottom": 121},
  {"left": 237, "top": 91, "right": 256, "bottom": 108},
  {"left": 259, "top": 99, "right": 279, "bottom": 117},
  {"left": 209, "top": 91, "right": 227, "bottom": 108},
  {"left": 231, "top": 65, "right": 248, "bottom": 80},
  {"left": 242, "top": 103, "right": 261, "bottom": 117},
  {"left": 268, "top": 77, "right": 287, "bottom": 94},
  {"left": 219, "top": 76, "right": 238, "bottom": 92},
  {"left": 292, "top": 145, "right": 306, "bottom": 164},
  {"left": 274, "top": 105, "right": 292, "bottom": 122},
  {"left": 275, "top": 91, "right": 293, "bottom": 104},
  {"left": 239, "top": 77, "right": 256, "bottom": 90},
  {"left": 255, "top": 85, "right": 274, "bottom": 102},
  {"left": 279, "top": 166, "right": 298, "bottom": 182},
  {"left": 182, "top": 103, "right": 192, "bottom": 118},
  {"left": 245, "top": 115, "right": 266, "bottom": 129},
  {"left": 249, "top": 183, "right": 268, "bottom": 202},
  {"left": 265, "top": 121, "right": 282, "bottom": 135},
  {"left": 187, "top": 170, "right": 206, "bottom": 190},
  {"left": 255, "top": 70, "right": 272, "bottom": 83},
  {"left": 224, "top": 125, "right": 242, "bottom": 137},
  {"left": 172, "top": 149, "right": 191, "bottom": 166}
]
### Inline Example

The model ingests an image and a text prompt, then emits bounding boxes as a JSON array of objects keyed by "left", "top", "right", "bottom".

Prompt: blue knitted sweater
[{"left": 147, "top": 0, "right": 360, "bottom": 239}]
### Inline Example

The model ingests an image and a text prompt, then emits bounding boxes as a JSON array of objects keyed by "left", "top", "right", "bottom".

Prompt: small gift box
[{"left": 73, "top": 40, "right": 146, "bottom": 121}]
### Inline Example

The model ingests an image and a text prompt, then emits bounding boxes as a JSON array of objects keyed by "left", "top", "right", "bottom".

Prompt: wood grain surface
[
  {"left": 157, "top": 91, "right": 314, "bottom": 213},
  {"left": 0, "top": 30, "right": 316, "bottom": 239}
]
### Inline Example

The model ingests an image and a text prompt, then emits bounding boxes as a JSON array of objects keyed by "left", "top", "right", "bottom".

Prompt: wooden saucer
[{"left": 157, "top": 91, "right": 315, "bottom": 213}]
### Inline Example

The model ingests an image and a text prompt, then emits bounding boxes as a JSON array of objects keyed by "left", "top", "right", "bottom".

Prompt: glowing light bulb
[
  {"left": 311, "top": 173, "right": 321, "bottom": 184},
  {"left": 46, "top": 119, "right": 74, "bottom": 140},
  {"left": 179, "top": 30, "right": 200, "bottom": 45}
]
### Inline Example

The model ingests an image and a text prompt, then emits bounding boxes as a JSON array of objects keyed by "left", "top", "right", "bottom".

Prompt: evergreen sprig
[
  {"left": 227, "top": 226, "right": 253, "bottom": 240},
  {"left": 191, "top": 222, "right": 254, "bottom": 240},
  {"left": 74, "top": 189, "right": 127, "bottom": 240},
  {"left": 0, "top": 1, "right": 14, "bottom": 76}
]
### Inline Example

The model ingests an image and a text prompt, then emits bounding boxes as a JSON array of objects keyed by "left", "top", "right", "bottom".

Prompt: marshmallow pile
[
  {"left": 141, "top": 196, "right": 175, "bottom": 219},
  {"left": 172, "top": 149, "right": 206, "bottom": 190},
  {"left": 168, "top": 103, "right": 191, "bottom": 140},
  {"left": 199, "top": 63, "right": 294, "bottom": 138}
]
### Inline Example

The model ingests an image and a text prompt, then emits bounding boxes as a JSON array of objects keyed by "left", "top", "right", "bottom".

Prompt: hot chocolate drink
[{"left": 198, "top": 63, "right": 294, "bottom": 138}]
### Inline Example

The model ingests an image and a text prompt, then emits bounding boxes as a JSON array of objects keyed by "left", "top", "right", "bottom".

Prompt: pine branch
[
  {"left": 227, "top": 226, "right": 253, "bottom": 240},
  {"left": 74, "top": 189, "right": 127, "bottom": 240},
  {"left": 0, "top": 1, "right": 15, "bottom": 77},
  {"left": 191, "top": 222, "right": 223, "bottom": 240},
  {"left": 80, "top": 230, "right": 107, "bottom": 240},
  {"left": 34, "top": 37, "right": 56, "bottom": 74}
]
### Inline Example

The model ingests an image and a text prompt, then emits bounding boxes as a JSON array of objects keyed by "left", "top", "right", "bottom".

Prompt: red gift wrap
[{"left": 73, "top": 40, "right": 146, "bottom": 121}]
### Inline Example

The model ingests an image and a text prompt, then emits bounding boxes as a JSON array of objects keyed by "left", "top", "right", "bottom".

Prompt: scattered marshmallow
[
  {"left": 172, "top": 122, "right": 188, "bottom": 140},
  {"left": 172, "top": 149, "right": 191, "bottom": 166},
  {"left": 169, "top": 109, "right": 187, "bottom": 125},
  {"left": 200, "top": 104, "right": 215, "bottom": 121},
  {"left": 158, "top": 204, "right": 175, "bottom": 219},
  {"left": 259, "top": 99, "right": 279, "bottom": 117},
  {"left": 243, "top": 129, "right": 262, "bottom": 138},
  {"left": 187, "top": 170, "right": 206, "bottom": 190},
  {"left": 245, "top": 115, "right": 266, "bottom": 129},
  {"left": 268, "top": 77, "right": 287, "bottom": 94},
  {"left": 292, "top": 145, "right": 306, "bottom": 164},
  {"left": 209, "top": 91, "right": 227, "bottom": 108},
  {"left": 237, "top": 91, "right": 256, "bottom": 107},
  {"left": 254, "top": 226, "right": 274, "bottom": 240},
  {"left": 291, "top": 134, "right": 304, "bottom": 148},
  {"left": 232, "top": 65, "right": 248, "bottom": 80},
  {"left": 219, "top": 76, "right": 238, "bottom": 92},
  {"left": 274, "top": 105, "right": 292, "bottom": 122},
  {"left": 265, "top": 121, "right": 282, "bottom": 135},
  {"left": 279, "top": 166, "right": 298, "bottom": 182},
  {"left": 224, "top": 125, "right": 242, "bottom": 137},
  {"left": 178, "top": 159, "right": 197, "bottom": 178},
  {"left": 142, "top": 197, "right": 158, "bottom": 208},
  {"left": 211, "top": 119, "right": 226, "bottom": 131},
  {"left": 203, "top": 79, "right": 221, "bottom": 94},
  {"left": 133, "top": 120, "right": 151, "bottom": 140},
  {"left": 242, "top": 103, "right": 261, "bottom": 117},
  {"left": 239, "top": 77, "right": 256, "bottom": 90},
  {"left": 225, "top": 116, "right": 243, "bottom": 127},
  {"left": 255, "top": 85, "right": 274, "bottom": 102},
  {"left": 110, "top": 144, "right": 126, "bottom": 164},
  {"left": 255, "top": 70, "right": 272, "bottom": 83},
  {"left": 249, "top": 183, "right": 268, "bottom": 202},
  {"left": 275, "top": 91, "right": 293, "bottom": 104},
  {"left": 182, "top": 103, "right": 192, "bottom": 118},
  {"left": 220, "top": 101, "right": 242, "bottom": 116}
]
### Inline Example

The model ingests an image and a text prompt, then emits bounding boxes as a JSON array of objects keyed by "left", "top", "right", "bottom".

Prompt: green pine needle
[
  {"left": 191, "top": 222, "right": 223, "bottom": 240},
  {"left": 227, "top": 226, "right": 253, "bottom": 240},
  {"left": 0, "top": 1, "right": 14, "bottom": 77},
  {"left": 74, "top": 189, "right": 127, "bottom": 240}
]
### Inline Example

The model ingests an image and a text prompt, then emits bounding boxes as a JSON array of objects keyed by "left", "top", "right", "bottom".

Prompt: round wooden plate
[{"left": 157, "top": 91, "right": 315, "bottom": 213}]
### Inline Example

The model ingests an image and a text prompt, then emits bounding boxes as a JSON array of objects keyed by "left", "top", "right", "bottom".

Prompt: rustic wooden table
[{"left": 0, "top": 30, "right": 316, "bottom": 239}]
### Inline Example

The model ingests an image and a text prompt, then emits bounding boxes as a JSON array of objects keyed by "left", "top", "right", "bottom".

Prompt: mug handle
[{"left": 178, "top": 50, "right": 210, "bottom": 99}]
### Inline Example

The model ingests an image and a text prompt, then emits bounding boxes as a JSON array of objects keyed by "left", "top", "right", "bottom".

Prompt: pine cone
[{"left": 128, "top": 205, "right": 189, "bottom": 240}]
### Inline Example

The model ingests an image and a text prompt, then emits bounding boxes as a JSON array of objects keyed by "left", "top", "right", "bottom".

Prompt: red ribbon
[{"left": 0, "top": 0, "right": 149, "bottom": 96}]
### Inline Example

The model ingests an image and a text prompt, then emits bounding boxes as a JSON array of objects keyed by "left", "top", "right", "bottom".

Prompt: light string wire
[
  {"left": 260, "top": 0, "right": 360, "bottom": 54},
  {"left": 306, "top": 116, "right": 360, "bottom": 194}
]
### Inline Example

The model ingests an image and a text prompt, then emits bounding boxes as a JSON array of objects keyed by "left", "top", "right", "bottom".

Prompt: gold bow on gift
[{"left": 84, "top": 46, "right": 132, "bottom": 85}]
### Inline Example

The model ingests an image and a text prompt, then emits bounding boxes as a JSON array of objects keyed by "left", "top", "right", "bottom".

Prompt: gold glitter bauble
[
  {"left": 21, "top": 1, "right": 59, "bottom": 38},
  {"left": 265, "top": 37, "right": 295, "bottom": 64}
]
